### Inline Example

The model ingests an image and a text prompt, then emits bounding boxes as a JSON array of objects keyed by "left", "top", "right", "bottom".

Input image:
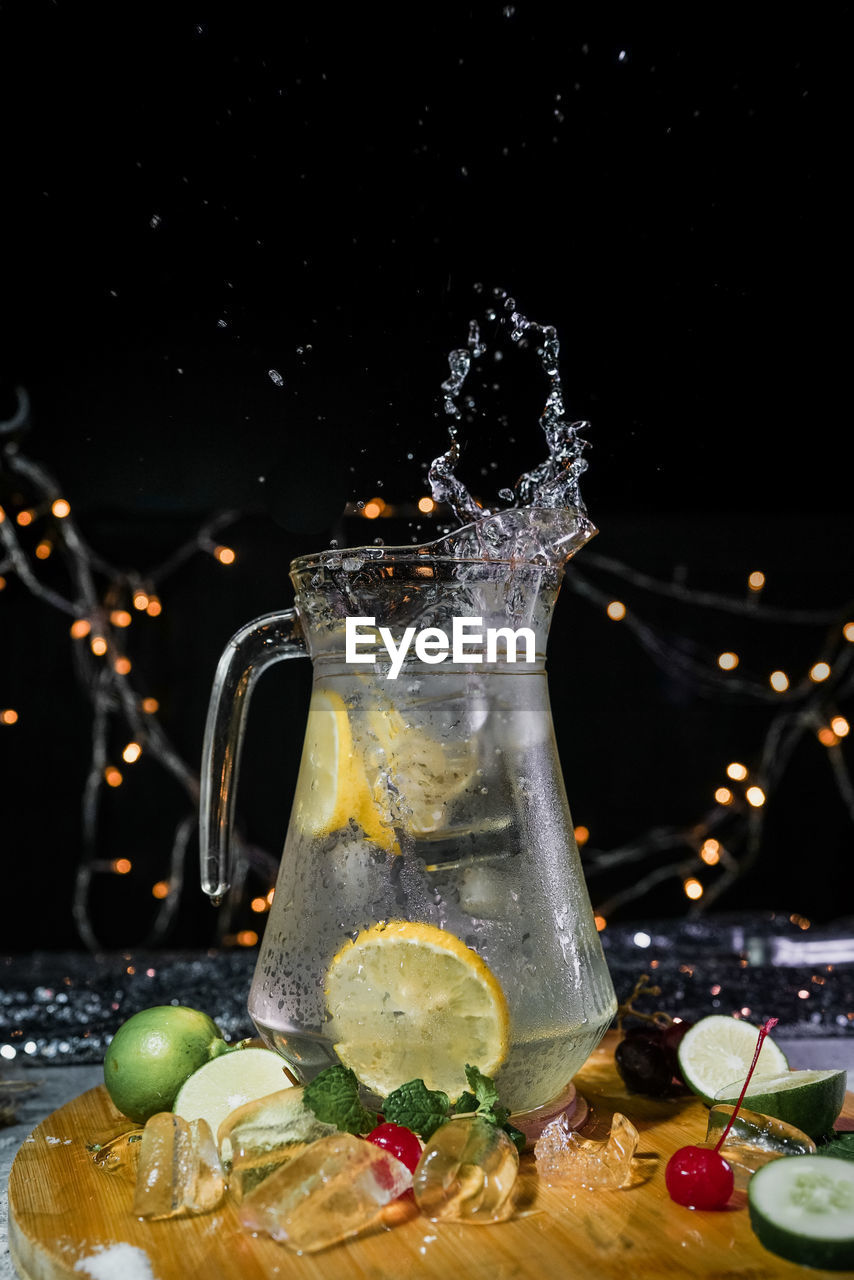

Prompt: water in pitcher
[{"left": 245, "top": 296, "right": 617, "bottom": 1113}]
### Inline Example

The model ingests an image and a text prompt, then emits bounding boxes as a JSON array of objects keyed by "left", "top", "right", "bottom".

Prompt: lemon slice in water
[
  {"left": 294, "top": 689, "right": 397, "bottom": 853},
  {"left": 365, "top": 705, "right": 476, "bottom": 837},
  {"left": 325, "top": 920, "right": 509, "bottom": 1099}
]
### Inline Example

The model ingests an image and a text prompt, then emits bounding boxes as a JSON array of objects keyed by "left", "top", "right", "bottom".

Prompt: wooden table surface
[{"left": 8, "top": 1032, "right": 854, "bottom": 1279}]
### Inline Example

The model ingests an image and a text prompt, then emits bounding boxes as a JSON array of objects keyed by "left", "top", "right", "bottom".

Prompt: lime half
[
  {"left": 715, "top": 1068, "right": 847, "bottom": 1141},
  {"left": 677, "top": 1015, "right": 789, "bottom": 1106},
  {"left": 173, "top": 1046, "right": 294, "bottom": 1140}
]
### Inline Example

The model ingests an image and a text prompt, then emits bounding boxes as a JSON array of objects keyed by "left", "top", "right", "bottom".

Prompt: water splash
[
  {"left": 428, "top": 320, "right": 488, "bottom": 525},
  {"left": 428, "top": 294, "right": 593, "bottom": 556}
]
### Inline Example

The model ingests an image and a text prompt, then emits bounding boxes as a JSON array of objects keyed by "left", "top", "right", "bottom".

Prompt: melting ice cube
[
  {"left": 534, "top": 1111, "right": 638, "bottom": 1189},
  {"left": 238, "top": 1132, "right": 412, "bottom": 1253},
  {"left": 133, "top": 1113, "right": 224, "bottom": 1219}
]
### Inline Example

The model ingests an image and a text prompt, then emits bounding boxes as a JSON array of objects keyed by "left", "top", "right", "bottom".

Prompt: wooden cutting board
[{"left": 9, "top": 1033, "right": 854, "bottom": 1280}]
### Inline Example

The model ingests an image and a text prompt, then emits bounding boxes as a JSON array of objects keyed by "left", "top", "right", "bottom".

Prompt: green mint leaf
[
  {"left": 464, "top": 1063, "right": 501, "bottom": 1117},
  {"left": 454, "top": 1091, "right": 479, "bottom": 1115},
  {"left": 303, "top": 1065, "right": 378, "bottom": 1135},
  {"left": 383, "top": 1078, "right": 451, "bottom": 1140},
  {"left": 503, "top": 1121, "right": 527, "bottom": 1153},
  {"left": 457, "top": 1065, "right": 525, "bottom": 1150},
  {"left": 816, "top": 1131, "right": 854, "bottom": 1162}
]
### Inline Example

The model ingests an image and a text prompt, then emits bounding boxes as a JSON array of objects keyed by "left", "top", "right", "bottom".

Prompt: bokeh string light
[
  {"left": 0, "top": 389, "right": 274, "bottom": 949},
  {"left": 564, "top": 550, "right": 854, "bottom": 924},
  {"left": 3, "top": 388, "right": 853, "bottom": 943}
]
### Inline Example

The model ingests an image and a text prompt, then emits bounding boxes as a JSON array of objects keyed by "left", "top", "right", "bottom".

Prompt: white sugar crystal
[{"left": 74, "top": 1243, "right": 158, "bottom": 1280}]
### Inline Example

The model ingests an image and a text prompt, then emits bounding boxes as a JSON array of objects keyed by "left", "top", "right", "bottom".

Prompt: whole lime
[{"left": 103, "top": 1005, "right": 229, "bottom": 1123}]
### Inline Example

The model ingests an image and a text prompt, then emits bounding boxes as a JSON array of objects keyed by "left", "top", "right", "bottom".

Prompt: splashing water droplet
[{"left": 428, "top": 300, "right": 592, "bottom": 544}]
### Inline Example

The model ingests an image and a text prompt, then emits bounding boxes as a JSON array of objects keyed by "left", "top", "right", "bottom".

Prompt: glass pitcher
[{"left": 200, "top": 507, "right": 616, "bottom": 1114}]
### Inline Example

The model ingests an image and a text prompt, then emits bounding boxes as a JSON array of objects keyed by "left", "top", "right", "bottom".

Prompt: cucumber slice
[{"left": 748, "top": 1155, "right": 854, "bottom": 1271}]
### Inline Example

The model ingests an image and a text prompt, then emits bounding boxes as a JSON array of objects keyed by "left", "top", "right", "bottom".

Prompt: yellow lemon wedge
[
  {"left": 325, "top": 920, "right": 510, "bottom": 1099},
  {"left": 365, "top": 704, "right": 476, "bottom": 837},
  {"left": 294, "top": 690, "right": 397, "bottom": 853}
]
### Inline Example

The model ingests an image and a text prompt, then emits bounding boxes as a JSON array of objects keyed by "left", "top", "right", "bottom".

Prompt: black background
[{"left": 0, "top": 6, "right": 850, "bottom": 950}]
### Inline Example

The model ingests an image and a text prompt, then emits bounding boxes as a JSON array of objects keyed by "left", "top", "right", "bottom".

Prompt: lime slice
[
  {"left": 173, "top": 1046, "right": 294, "bottom": 1140},
  {"left": 749, "top": 1156, "right": 854, "bottom": 1270},
  {"left": 715, "top": 1068, "right": 847, "bottom": 1142},
  {"left": 677, "top": 1015, "right": 789, "bottom": 1106},
  {"left": 325, "top": 919, "right": 509, "bottom": 1099}
]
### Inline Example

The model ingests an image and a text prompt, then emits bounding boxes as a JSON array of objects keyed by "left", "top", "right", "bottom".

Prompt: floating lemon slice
[
  {"left": 294, "top": 689, "right": 398, "bottom": 853},
  {"left": 365, "top": 704, "right": 476, "bottom": 837},
  {"left": 325, "top": 919, "right": 510, "bottom": 1099}
]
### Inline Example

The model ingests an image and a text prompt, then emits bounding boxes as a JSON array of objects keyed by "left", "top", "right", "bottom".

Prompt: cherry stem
[{"left": 713, "top": 1017, "right": 779, "bottom": 1154}]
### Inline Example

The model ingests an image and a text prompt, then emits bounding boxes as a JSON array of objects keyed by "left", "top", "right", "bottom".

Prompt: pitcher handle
[{"left": 200, "top": 608, "right": 307, "bottom": 901}]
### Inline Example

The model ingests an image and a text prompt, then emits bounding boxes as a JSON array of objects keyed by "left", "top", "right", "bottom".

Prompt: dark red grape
[
  {"left": 662, "top": 1019, "right": 694, "bottom": 1083},
  {"left": 615, "top": 1032, "right": 673, "bottom": 1096},
  {"left": 622, "top": 1021, "right": 664, "bottom": 1041}
]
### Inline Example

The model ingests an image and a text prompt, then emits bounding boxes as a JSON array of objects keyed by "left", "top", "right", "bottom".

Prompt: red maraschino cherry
[
  {"left": 366, "top": 1121, "right": 422, "bottom": 1201},
  {"left": 665, "top": 1017, "right": 779, "bottom": 1210},
  {"left": 365, "top": 1121, "right": 422, "bottom": 1174}
]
